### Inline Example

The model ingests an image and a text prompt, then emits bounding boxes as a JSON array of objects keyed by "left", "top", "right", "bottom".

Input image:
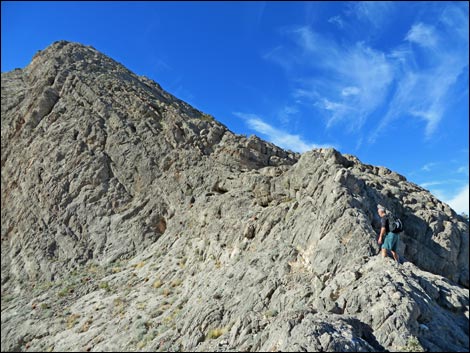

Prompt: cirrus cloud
[{"left": 234, "top": 112, "right": 336, "bottom": 153}]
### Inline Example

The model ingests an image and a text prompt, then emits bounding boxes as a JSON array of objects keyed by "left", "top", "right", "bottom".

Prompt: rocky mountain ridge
[{"left": 1, "top": 41, "right": 468, "bottom": 352}]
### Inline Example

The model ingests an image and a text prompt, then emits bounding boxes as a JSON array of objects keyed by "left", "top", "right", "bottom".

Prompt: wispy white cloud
[
  {"left": 328, "top": 15, "right": 344, "bottom": 29},
  {"left": 456, "top": 165, "right": 469, "bottom": 175},
  {"left": 278, "top": 105, "right": 299, "bottom": 126},
  {"left": 421, "top": 162, "right": 438, "bottom": 172},
  {"left": 371, "top": 60, "right": 466, "bottom": 143},
  {"left": 262, "top": 45, "right": 293, "bottom": 72},
  {"left": 349, "top": 1, "right": 395, "bottom": 29},
  {"left": 420, "top": 179, "right": 463, "bottom": 189},
  {"left": 234, "top": 112, "right": 335, "bottom": 153},
  {"left": 421, "top": 178, "right": 469, "bottom": 214},
  {"left": 420, "top": 181, "right": 440, "bottom": 189},
  {"left": 265, "top": 3, "right": 468, "bottom": 145},
  {"left": 405, "top": 22, "right": 438, "bottom": 48},
  {"left": 440, "top": 3, "right": 470, "bottom": 41},
  {"left": 271, "top": 26, "right": 394, "bottom": 130},
  {"left": 341, "top": 86, "right": 360, "bottom": 97},
  {"left": 153, "top": 58, "right": 172, "bottom": 73},
  {"left": 444, "top": 184, "right": 469, "bottom": 215},
  {"left": 369, "top": 4, "right": 469, "bottom": 142}
]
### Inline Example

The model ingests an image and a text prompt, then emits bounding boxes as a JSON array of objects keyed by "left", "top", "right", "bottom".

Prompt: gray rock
[{"left": 1, "top": 41, "right": 468, "bottom": 352}]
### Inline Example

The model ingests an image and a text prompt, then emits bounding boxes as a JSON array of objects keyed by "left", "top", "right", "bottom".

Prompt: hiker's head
[{"left": 377, "top": 204, "right": 386, "bottom": 216}]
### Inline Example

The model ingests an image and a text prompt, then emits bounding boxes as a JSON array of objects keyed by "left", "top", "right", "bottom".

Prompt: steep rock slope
[{"left": 1, "top": 41, "right": 468, "bottom": 352}]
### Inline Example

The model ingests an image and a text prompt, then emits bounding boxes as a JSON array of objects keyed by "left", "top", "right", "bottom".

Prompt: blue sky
[{"left": 2, "top": 1, "right": 469, "bottom": 215}]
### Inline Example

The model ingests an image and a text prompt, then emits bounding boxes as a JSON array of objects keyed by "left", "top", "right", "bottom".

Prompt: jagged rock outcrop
[{"left": 1, "top": 41, "right": 468, "bottom": 352}]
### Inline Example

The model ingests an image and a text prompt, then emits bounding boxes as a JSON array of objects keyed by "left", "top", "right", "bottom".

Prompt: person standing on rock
[{"left": 377, "top": 204, "right": 400, "bottom": 263}]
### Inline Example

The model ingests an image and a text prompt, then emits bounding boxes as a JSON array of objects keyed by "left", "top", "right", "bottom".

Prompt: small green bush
[
  {"left": 206, "top": 327, "right": 225, "bottom": 340},
  {"left": 400, "top": 336, "right": 424, "bottom": 352}
]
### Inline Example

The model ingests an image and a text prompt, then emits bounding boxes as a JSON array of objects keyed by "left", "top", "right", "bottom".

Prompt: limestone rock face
[{"left": 1, "top": 41, "right": 468, "bottom": 352}]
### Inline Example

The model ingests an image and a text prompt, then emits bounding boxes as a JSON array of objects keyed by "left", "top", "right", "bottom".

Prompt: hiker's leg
[
  {"left": 390, "top": 234, "right": 399, "bottom": 263},
  {"left": 381, "top": 248, "right": 387, "bottom": 258},
  {"left": 381, "top": 234, "right": 391, "bottom": 258}
]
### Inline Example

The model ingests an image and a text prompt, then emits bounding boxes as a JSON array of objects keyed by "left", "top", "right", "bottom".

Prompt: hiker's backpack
[{"left": 389, "top": 215, "right": 403, "bottom": 233}]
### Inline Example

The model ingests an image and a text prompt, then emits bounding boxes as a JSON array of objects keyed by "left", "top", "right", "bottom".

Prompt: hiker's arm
[{"left": 378, "top": 227, "right": 386, "bottom": 244}]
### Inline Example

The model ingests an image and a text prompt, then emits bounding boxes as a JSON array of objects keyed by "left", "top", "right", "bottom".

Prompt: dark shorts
[{"left": 382, "top": 232, "right": 399, "bottom": 252}]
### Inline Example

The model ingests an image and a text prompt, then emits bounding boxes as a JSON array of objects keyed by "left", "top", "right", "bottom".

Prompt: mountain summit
[{"left": 1, "top": 41, "right": 468, "bottom": 352}]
